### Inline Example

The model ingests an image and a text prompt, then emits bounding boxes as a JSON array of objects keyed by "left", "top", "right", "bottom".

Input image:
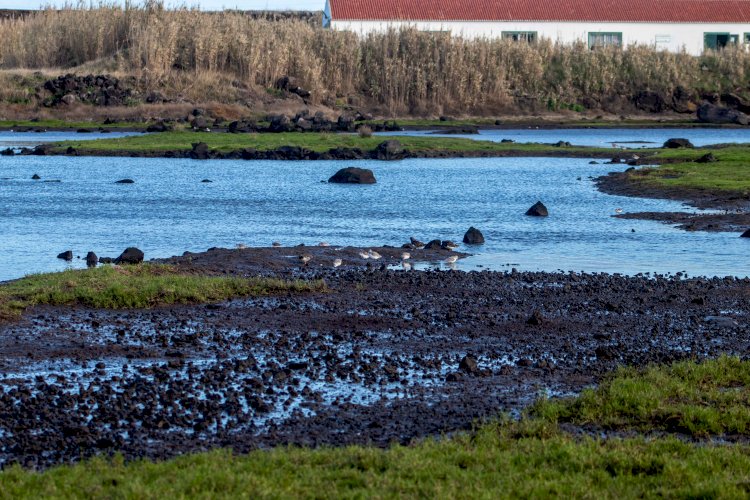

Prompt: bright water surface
[
  {"left": 1, "top": 129, "right": 749, "bottom": 281},
  {"left": 384, "top": 128, "right": 750, "bottom": 148}
]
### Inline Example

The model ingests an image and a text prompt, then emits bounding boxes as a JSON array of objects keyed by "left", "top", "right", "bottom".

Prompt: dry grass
[{"left": 0, "top": 3, "right": 748, "bottom": 115}]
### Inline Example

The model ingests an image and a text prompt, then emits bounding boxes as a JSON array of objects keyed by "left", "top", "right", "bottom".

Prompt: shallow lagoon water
[
  {"left": 384, "top": 127, "right": 750, "bottom": 148},
  {"left": 0, "top": 130, "right": 141, "bottom": 150},
  {"left": 2, "top": 145, "right": 749, "bottom": 280}
]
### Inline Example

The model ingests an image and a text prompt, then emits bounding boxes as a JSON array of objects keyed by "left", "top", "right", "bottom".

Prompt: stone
[
  {"left": 31, "top": 174, "right": 41, "bottom": 180},
  {"left": 190, "top": 142, "right": 210, "bottom": 160},
  {"left": 696, "top": 153, "right": 717, "bottom": 163},
  {"left": 0, "top": 148, "right": 14, "bottom": 156},
  {"left": 424, "top": 239, "right": 443, "bottom": 250},
  {"left": 146, "top": 121, "right": 172, "bottom": 133},
  {"left": 375, "top": 140, "right": 404, "bottom": 160},
  {"left": 328, "top": 167, "right": 376, "bottom": 184},
  {"left": 663, "top": 138, "right": 694, "bottom": 149},
  {"left": 115, "top": 179, "right": 134, "bottom": 184},
  {"left": 525, "top": 201, "right": 549, "bottom": 217},
  {"left": 697, "top": 103, "right": 749, "bottom": 125},
  {"left": 459, "top": 355, "right": 479, "bottom": 375},
  {"left": 57, "top": 250, "right": 73, "bottom": 261},
  {"left": 85, "top": 252, "right": 98, "bottom": 267},
  {"left": 114, "top": 247, "right": 144, "bottom": 265},
  {"left": 463, "top": 226, "right": 485, "bottom": 244},
  {"left": 741, "top": 229, "right": 750, "bottom": 238},
  {"left": 527, "top": 310, "right": 544, "bottom": 326}
]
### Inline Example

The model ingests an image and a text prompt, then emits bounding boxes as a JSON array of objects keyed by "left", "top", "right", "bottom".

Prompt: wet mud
[{"left": 1, "top": 248, "right": 750, "bottom": 468}]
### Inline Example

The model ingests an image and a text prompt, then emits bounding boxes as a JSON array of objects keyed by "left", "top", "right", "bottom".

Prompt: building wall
[{"left": 330, "top": 20, "right": 750, "bottom": 55}]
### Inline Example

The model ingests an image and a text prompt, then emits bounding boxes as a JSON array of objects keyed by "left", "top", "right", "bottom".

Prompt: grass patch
[
  {"left": 52, "top": 130, "right": 614, "bottom": 155},
  {"left": 0, "top": 119, "right": 149, "bottom": 130},
  {"left": 0, "top": 264, "right": 325, "bottom": 320},
  {"left": 623, "top": 144, "right": 750, "bottom": 194},
  {"left": 1, "top": 358, "right": 750, "bottom": 497},
  {"left": 534, "top": 356, "right": 750, "bottom": 437}
]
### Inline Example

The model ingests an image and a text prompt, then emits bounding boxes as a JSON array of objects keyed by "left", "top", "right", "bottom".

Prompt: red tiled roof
[{"left": 328, "top": 0, "right": 750, "bottom": 23}]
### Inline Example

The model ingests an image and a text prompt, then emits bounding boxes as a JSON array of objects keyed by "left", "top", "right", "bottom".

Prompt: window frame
[
  {"left": 588, "top": 32, "right": 623, "bottom": 49},
  {"left": 501, "top": 31, "right": 538, "bottom": 43}
]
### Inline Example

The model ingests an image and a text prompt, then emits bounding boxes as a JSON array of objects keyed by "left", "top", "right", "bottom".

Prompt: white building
[{"left": 323, "top": 0, "right": 750, "bottom": 55}]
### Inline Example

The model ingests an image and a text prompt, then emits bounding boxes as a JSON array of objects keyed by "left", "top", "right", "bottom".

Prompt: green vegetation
[
  {"left": 0, "top": 119, "right": 148, "bottom": 130},
  {"left": 0, "top": 264, "right": 325, "bottom": 320},
  {"left": 534, "top": 355, "right": 750, "bottom": 437},
  {"left": 2, "top": 357, "right": 750, "bottom": 498},
  {"left": 53, "top": 131, "right": 613, "bottom": 155},
  {"left": 625, "top": 144, "right": 750, "bottom": 194}
]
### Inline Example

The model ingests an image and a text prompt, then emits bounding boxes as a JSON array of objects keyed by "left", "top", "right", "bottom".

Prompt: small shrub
[{"left": 357, "top": 125, "right": 373, "bottom": 138}]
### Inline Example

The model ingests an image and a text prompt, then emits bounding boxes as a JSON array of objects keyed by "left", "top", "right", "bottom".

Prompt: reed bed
[{"left": 0, "top": 3, "right": 748, "bottom": 114}]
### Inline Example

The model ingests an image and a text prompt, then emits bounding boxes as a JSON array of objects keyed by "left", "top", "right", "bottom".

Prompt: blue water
[
  {"left": 0, "top": 130, "right": 142, "bottom": 150},
  {"left": 2, "top": 144, "right": 749, "bottom": 280},
  {"left": 383, "top": 128, "right": 750, "bottom": 148}
]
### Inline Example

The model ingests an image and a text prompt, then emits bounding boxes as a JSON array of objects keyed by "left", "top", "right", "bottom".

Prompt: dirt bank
[{"left": 1, "top": 247, "right": 749, "bottom": 469}]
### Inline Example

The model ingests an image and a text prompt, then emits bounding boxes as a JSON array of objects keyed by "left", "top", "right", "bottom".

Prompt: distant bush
[{"left": 357, "top": 125, "right": 373, "bottom": 138}]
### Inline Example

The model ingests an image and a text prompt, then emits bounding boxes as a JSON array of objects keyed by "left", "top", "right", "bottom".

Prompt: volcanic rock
[
  {"left": 86, "top": 252, "right": 98, "bottom": 267},
  {"left": 525, "top": 201, "right": 549, "bottom": 217},
  {"left": 114, "top": 247, "right": 144, "bottom": 265},
  {"left": 328, "top": 167, "right": 376, "bottom": 184},
  {"left": 663, "top": 138, "right": 694, "bottom": 149},
  {"left": 697, "top": 103, "right": 749, "bottom": 125},
  {"left": 57, "top": 250, "right": 73, "bottom": 261},
  {"left": 115, "top": 179, "right": 134, "bottom": 184},
  {"left": 463, "top": 227, "right": 485, "bottom": 245},
  {"left": 375, "top": 140, "right": 404, "bottom": 160}
]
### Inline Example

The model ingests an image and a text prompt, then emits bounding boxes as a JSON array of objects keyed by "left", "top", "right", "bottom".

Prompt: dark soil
[{"left": 1, "top": 246, "right": 750, "bottom": 469}]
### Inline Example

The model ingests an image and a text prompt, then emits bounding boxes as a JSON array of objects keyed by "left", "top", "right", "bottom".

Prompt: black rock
[
  {"left": 190, "top": 142, "right": 210, "bottom": 160},
  {"left": 663, "top": 138, "right": 694, "bottom": 149},
  {"left": 85, "top": 251, "right": 98, "bottom": 267},
  {"left": 201, "top": 179, "right": 213, "bottom": 183},
  {"left": 0, "top": 148, "right": 14, "bottom": 156},
  {"left": 525, "top": 201, "right": 549, "bottom": 217},
  {"left": 115, "top": 179, "right": 134, "bottom": 184},
  {"left": 57, "top": 250, "right": 73, "bottom": 261},
  {"left": 114, "top": 247, "right": 144, "bottom": 265},
  {"left": 99, "top": 257, "right": 114, "bottom": 264},
  {"left": 697, "top": 103, "right": 749, "bottom": 125},
  {"left": 425, "top": 239, "right": 443, "bottom": 250},
  {"left": 146, "top": 121, "right": 172, "bottom": 133},
  {"left": 741, "top": 229, "right": 750, "bottom": 238},
  {"left": 31, "top": 174, "right": 41, "bottom": 180},
  {"left": 328, "top": 167, "right": 376, "bottom": 184},
  {"left": 459, "top": 355, "right": 479, "bottom": 375},
  {"left": 463, "top": 226, "right": 485, "bottom": 245},
  {"left": 527, "top": 310, "right": 544, "bottom": 326},
  {"left": 375, "top": 140, "right": 404, "bottom": 160},
  {"left": 696, "top": 153, "right": 717, "bottom": 163},
  {"left": 553, "top": 141, "right": 572, "bottom": 147}
]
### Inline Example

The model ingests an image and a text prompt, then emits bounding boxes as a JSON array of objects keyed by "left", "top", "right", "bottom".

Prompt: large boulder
[
  {"left": 268, "top": 114, "right": 294, "bottom": 133},
  {"left": 633, "top": 91, "right": 668, "bottom": 113},
  {"left": 463, "top": 227, "right": 485, "bottom": 245},
  {"left": 663, "top": 138, "right": 694, "bottom": 149},
  {"left": 114, "top": 247, "right": 144, "bottom": 265},
  {"left": 328, "top": 167, "right": 376, "bottom": 184},
  {"left": 525, "top": 201, "right": 549, "bottom": 217},
  {"left": 85, "top": 251, "right": 98, "bottom": 267},
  {"left": 375, "top": 140, "right": 404, "bottom": 160},
  {"left": 146, "top": 121, "right": 173, "bottom": 133},
  {"left": 697, "top": 103, "right": 749, "bottom": 125}
]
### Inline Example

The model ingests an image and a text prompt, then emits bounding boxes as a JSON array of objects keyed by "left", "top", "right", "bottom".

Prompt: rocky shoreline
[
  {"left": 596, "top": 170, "right": 750, "bottom": 233},
  {"left": 1, "top": 246, "right": 750, "bottom": 469}
]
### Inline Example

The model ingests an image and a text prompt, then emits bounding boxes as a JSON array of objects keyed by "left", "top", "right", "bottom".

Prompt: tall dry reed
[{"left": 0, "top": 3, "right": 748, "bottom": 114}]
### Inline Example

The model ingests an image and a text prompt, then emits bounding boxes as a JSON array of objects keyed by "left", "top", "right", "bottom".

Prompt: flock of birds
[{"left": 244, "top": 237, "right": 462, "bottom": 270}]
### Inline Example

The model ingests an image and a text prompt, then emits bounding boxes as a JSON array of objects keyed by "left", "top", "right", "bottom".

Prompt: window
[
  {"left": 502, "top": 31, "right": 537, "bottom": 43},
  {"left": 704, "top": 33, "right": 739, "bottom": 49},
  {"left": 588, "top": 32, "right": 622, "bottom": 49},
  {"left": 655, "top": 34, "right": 671, "bottom": 45},
  {"left": 745, "top": 33, "right": 750, "bottom": 44}
]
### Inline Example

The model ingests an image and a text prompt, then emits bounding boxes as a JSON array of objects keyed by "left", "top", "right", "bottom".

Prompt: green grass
[
  {"left": 0, "top": 264, "right": 325, "bottom": 320},
  {"left": 533, "top": 355, "right": 750, "bottom": 437},
  {"left": 621, "top": 144, "right": 750, "bottom": 194},
  {"left": 0, "top": 119, "right": 149, "bottom": 130},
  {"left": 2, "top": 357, "right": 750, "bottom": 498},
  {"left": 52, "top": 130, "right": 614, "bottom": 155}
]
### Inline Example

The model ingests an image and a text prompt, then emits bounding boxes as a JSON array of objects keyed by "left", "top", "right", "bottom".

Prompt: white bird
[
  {"left": 333, "top": 258, "right": 342, "bottom": 268},
  {"left": 401, "top": 252, "right": 411, "bottom": 260},
  {"left": 615, "top": 208, "right": 623, "bottom": 214},
  {"left": 401, "top": 261, "right": 412, "bottom": 271},
  {"left": 444, "top": 255, "right": 459, "bottom": 264},
  {"left": 358, "top": 251, "right": 370, "bottom": 259},
  {"left": 318, "top": 242, "right": 331, "bottom": 247},
  {"left": 236, "top": 243, "right": 247, "bottom": 249},
  {"left": 368, "top": 250, "right": 382, "bottom": 260},
  {"left": 299, "top": 254, "right": 313, "bottom": 265}
]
